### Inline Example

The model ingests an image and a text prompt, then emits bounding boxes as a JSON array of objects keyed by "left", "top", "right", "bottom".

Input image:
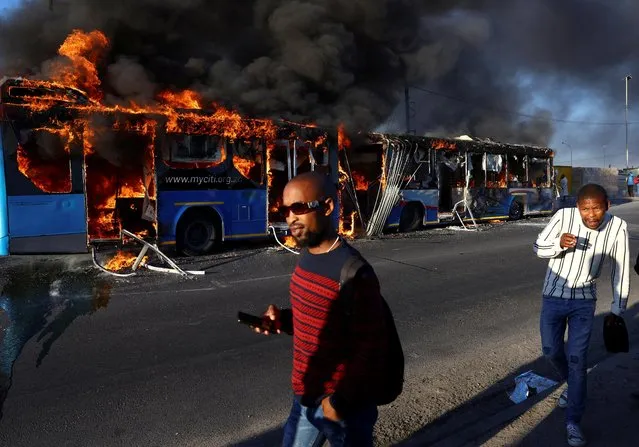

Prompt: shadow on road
[
  {"left": 397, "top": 303, "right": 639, "bottom": 447},
  {"left": 510, "top": 319, "right": 639, "bottom": 446},
  {"left": 0, "top": 260, "right": 113, "bottom": 421},
  {"left": 227, "top": 426, "right": 285, "bottom": 447}
]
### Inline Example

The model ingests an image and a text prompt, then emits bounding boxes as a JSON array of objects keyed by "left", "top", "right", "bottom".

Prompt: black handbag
[{"left": 603, "top": 314, "right": 629, "bottom": 353}]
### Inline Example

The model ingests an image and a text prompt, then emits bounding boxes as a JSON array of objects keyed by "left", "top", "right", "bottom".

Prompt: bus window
[
  {"left": 13, "top": 128, "right": 72, "bottom": 194},
  {"left": 233, "top": 139, "right": 265, "bottom": 185},
  {"left": 468, "top": 153, "right": 485, "bottom": 188},
  {"left": 529, "top": 157, "right": 550, "bottom": 187},
  {"left": 484, "top": 154, "right": 506, "bottom": 188},
  {"left": 167, "top": 134, "right": 226, "bottom": 165},
  {"left": 507, "top": 155, "right": 526, "bottom": 187}
]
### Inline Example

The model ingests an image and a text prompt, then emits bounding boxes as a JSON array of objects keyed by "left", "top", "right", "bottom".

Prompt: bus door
[
  {"left": 1, "top": 123, "right": 87, "bottom": 253},
  {"left": 268, "top": 138, "right": 328, "bottom": 231}
]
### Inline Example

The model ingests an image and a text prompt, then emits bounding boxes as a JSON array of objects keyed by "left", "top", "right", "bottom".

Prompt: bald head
[
  {"left": 282, "top": 171, "right": 337, "bottom": 248},
  {"left": 284, "top": 171, "right": 337, "bottom": 203}
]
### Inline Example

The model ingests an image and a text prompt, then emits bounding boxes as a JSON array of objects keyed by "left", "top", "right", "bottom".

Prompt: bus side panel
[
  {"left": 227, "top": 189, "right": 268, "bottom": 238},
  {"left": 383, "top": 189, "right": 440, "bottom": 229},
  {"left": 402, "top": 189, "right": 440, "bottom": 223},
  {"left": 157, "top": 189, "right": 268, "bottom": 244},
  {"left": 384, "top": 206, "right": 402, "bottom": 229},
  {"left": 509, "top": 188, "right": 554, "bottom": 215},
  {"left": 7, "top": 194, "right": 88, "bottom": 253}
]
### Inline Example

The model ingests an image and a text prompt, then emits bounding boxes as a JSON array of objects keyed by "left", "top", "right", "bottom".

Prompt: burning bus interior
[
  {"left": 84, "top": 115, "right": 157, "bottom": 243},
  {"left": 338, "top": 142, "right": 382, "bottom": 235},
  {"left": 267, "top": 128, "right": 332, "bottom": 230},
  {"left": 338, "top": 134, "right": 439, "bottom": 236}
]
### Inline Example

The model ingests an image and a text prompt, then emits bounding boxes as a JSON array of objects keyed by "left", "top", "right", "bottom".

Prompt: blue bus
[
  {"left": 339, "top": 132, "right": 555, "bottom": 236},
  {"left": 0, "top": 77, "right": 339, "bottom": 256},
  {"left": 156, "top": 123, "right": 336, "bottom": 255}
]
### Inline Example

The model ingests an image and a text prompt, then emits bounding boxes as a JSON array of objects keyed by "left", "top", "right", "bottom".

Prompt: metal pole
[
  {"left": 625, "top": 75, "right": 631, "bottom": 169},
  {"left": 561, "top": 141, "right": 572, "bottom": 167},
  {"left": 405, "top": 85, "right": 410, "bottom": 134}
]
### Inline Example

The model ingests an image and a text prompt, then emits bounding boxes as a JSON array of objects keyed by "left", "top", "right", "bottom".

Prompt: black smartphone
[
  {"left": 237, "top": 311, "right": 277, "bottom": 333},
  {"left": 575, "top": 236, "right": 591, "bottom": 251}
]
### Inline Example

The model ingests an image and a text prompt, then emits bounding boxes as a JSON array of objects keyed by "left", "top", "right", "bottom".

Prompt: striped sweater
[
  {"left": 533, "top": 207, "right": 629, "bottom": 315},
  {"left": 287, "top": 242, "right": 387, "bottom": 415}
]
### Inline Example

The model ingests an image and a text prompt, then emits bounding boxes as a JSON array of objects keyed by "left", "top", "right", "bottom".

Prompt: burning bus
[
  {"left": 338, "top": 132, "right": 555, "bottom": 236},
  {"left": 0, "top": 27, "right": 554, "bottom": 258},
  {"left": 0, "top": 76, "right": 338, "bottom": 257}
]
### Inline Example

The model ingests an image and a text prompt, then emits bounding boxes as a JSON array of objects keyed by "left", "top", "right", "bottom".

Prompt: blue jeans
[
  {"left": 540, "top": 297, "right": 596, "bottom": 424},
  {"left": 282, "top": 397, "right": 378, "bottom": 447}
]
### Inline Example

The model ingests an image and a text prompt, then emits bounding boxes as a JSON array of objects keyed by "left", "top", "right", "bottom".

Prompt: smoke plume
[{"left": 1, "top": 0, "right": 638, "bottom": 152}]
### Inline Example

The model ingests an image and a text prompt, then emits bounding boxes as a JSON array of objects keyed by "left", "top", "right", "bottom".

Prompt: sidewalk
[{"left": 484, "top": 347, "right": 639, "bottom": 447}]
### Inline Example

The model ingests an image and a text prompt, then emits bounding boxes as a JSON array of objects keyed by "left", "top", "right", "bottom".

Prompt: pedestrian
[
  {"left": 626, "top": 172, "right": 634, "bottom": 197},
  {"left": 560, "top": 174, "right": 569, "bottom": 202},
  {"left": 250, "top": 172, "right": 400, "bottom": 447},
  {"left": 534, "top": 183, "right": 629, "bottom": 447}
]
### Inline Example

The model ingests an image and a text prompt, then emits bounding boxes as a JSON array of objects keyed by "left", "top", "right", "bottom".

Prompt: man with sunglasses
[{"left": 253, "top": 172, "right": 388, "bottom": 447}]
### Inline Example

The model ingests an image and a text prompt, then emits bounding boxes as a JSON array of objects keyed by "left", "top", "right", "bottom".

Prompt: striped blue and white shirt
[{"left": 534, "top": 207, "right": 629, "bottom": 315}]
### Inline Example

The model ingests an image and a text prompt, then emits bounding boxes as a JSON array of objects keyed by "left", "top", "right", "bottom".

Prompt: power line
[{"left": 409, "top": 85, "right": 639, "bottom": 126}]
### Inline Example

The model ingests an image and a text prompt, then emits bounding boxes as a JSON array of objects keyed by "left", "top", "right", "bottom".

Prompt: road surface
[{"left": 1, "top": 202, "right": 638, "bottom": 446}]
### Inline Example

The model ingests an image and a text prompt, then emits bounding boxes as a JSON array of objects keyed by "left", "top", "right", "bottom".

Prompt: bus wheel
[
  {"left": 509, "top": 201, "right": 523, "bottom": 221},
  {"left": 177, "top": 211, "right": 221, "bottom": 256},
  {"left": 399, "top": 203, "right": 423, "bottom": 232}
]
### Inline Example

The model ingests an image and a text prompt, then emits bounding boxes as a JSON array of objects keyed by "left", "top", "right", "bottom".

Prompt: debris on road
[
  {"left": 92, "top": 229, "right": 205, "bottom": 278},
  {"left": 508, "top": 370, "right": 558, "bottom": 404}
]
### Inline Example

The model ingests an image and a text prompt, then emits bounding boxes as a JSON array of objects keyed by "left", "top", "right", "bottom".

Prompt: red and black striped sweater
[{"left": 281, "top": 242, "right": 388, "bottom": 416}]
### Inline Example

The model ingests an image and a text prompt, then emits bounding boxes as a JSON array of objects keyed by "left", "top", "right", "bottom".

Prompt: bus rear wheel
[
  {"left": 399, "top": 203, "right": 424, "bottom": 232},
  {"left": 177, "top": 211, "right": 221, "bottom": 257}
]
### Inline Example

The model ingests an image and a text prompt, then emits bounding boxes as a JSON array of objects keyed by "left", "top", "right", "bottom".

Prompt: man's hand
[
  {"left": 560, "top": 233, "right": 577, "bottom": 249},
  {"left": 254, "top": 304, "right": 281, "bottom": 335},
  {"left": 321, "top": 396, "right": 341, "bottom": 422}
]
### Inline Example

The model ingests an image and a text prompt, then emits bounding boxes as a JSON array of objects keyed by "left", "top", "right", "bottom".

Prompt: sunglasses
[{"left": 278, "top": 197, "right": 327, "bottom": 216}]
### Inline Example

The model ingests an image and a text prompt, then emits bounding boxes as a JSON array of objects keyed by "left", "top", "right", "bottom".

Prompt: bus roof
[
  {"left": 0, "top": 77, "right": 91, "bottom": 105},
  {"left": 367, "top": 132, "right": 554, "bottom": 158}
]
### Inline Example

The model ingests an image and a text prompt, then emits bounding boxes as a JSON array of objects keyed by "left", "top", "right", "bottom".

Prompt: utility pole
[
  {"left": 625, "top": 75, "right": 632, "bottom": 169},
  {"left": 404, "top": 85, "right": 410, "bottom": 135},
  {"left": 561, "top": 140, "right": 573, "bottom": 167}
]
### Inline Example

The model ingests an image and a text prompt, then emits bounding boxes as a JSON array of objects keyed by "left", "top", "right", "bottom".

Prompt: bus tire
[
  {"left": 509, "top": 200, "right": 524, "bottom": 221},
  {"left": 399, "top": 203, "right": 423, "bottom": 232},
  {"left": 176, "top": 209, "right": 221, "bottom": 257}
]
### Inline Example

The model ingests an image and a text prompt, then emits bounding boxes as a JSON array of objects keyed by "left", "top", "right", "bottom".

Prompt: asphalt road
[{"left": 1, "top": 202, "right": 638, "bottom": 447}]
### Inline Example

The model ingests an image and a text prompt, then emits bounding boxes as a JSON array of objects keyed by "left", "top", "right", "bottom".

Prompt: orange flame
[
  {"left": 282, "top": 236, "right": 298, "bottom": 248},
  {"left": 338, "top": 211, "right": 357, "bottom": 239},
  {"left": 157, "top": 89, "right": 202, "bottom": 109},
  {"left": 103, "top": 250, "right": 148, "bottom": 271},
  {"left": 234, "top": 155, "right": 256, "bottom": 179},
  {"left": 16, "top": 126, "right": 74, "bottom": 193},
  {"left": 266, "top": 141, "right": 275, "bottom": 188},
  {"left": 48, "top": 29, "right": 109, "bottom": 101},
  {"left": 338, "top": 124, "right": 351, "bottom": 151},
  {"left": 432, "top": 139, "right": 456, "bottom": 151},
  {"left": 351, "top": 171, "right": 369, "bottom": 191}
]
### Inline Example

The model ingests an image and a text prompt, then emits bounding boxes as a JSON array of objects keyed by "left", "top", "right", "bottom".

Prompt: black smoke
[{"left": 1, "top": 0, "right": 638, "bottom": 152}]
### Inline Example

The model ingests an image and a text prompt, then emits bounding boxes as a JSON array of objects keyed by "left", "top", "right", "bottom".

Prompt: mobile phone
[{"left": 237, "top": 311, "right": 277, "bottom": 333}]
